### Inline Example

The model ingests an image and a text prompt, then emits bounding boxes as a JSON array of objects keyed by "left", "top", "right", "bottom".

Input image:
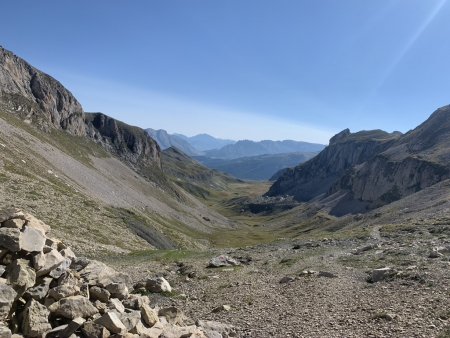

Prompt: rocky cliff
[
  {"left": 266, "top": 129, "right": 400, "bottom": 201},
  {"left": 0, "top": 46, "right": 161, "bottom": 168},
  {"left": 0, "top": 46, "right": 85, "bottom": 135},
  {"left": 86, "top": 113, "right": 161, "bottom": 168},
  {"left": 267, "top": 107, "right": 450, "bottom": 215}
]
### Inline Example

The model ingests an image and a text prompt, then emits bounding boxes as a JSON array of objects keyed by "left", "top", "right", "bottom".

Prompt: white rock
[
  {"left": 19, "top": 226, "right": 46, "bottom": 252},
  {"left": 94, "top": 312, "right": 127, "bottom": 334}
]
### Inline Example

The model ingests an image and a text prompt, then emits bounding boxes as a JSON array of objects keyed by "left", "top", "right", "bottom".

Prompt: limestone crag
[
  {"left": 0, "top": 46, "right": 161, "bottom": 168},
  {"left": 0, "top": 47, "right": 85, "bottom": 135},
  {"left": 267, "top": 106, "right": 450, "bottom": 215},
  {"left": 0, "top": 208, "right": 230, "bottom": 338},
  {"left": 86, "top": 113, "right": 161, "bottom": 168}
]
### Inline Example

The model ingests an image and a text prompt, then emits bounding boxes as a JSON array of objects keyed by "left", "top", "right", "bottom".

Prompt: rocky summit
[{"left": 0, "top": 208, "right": 233, "bottom": 338}]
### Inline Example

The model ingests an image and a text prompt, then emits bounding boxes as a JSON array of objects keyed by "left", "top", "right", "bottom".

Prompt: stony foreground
[{"left": 0, "top": 208, "right": 234, "bottom": 338}]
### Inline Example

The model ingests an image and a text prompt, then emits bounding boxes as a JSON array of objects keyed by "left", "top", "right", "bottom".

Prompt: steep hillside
[
  {"left": 205, "top": 139, "right": 325, "bottom": 159},
  {"left": 267, "top": 106, "right": 450, "bottom": 216},
  {"left": 161, "top": 147, "right": 239, "bottom": 198},
  {"left": 0, "top": 46, "right": 237, "bottom": 255},
  {"left": 195, "top": 152, "right": 317, "bottom": 181},
  {"left": 146, "top": 128, "right": 199, "bottom": 156}
]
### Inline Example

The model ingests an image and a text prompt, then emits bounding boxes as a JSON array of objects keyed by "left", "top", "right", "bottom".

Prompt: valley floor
[{"left": 107, "top": 221, "right": 450, "bottom": 338}]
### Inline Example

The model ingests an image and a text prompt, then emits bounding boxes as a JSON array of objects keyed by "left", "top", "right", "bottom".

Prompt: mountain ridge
[{"left": 267, "top": 108, "right": 450, "bottom": 215}]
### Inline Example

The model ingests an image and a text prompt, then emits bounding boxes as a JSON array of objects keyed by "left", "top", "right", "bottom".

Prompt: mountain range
[{"left": 146, "top": 128, "right": 325, "bottom": 180}]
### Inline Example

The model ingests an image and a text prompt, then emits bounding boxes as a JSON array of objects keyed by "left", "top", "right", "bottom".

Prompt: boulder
[
  {"left": 105, "top": 282, "right": 128, "bottom": 300},
  {"left": 90, "top": 286, "right": 111, "bottom": 303},
  {"left": 279, "top": 276, "right": 295, "bottom": 284},
  {"left": 0, "top": 284, "right": 16, "bottom": 321},
  {"left": 33, "top": 249, "right": 65, "bottom": 277},
  {"left": 22, "top": 213, "right": 51, "bottom": 234},
  {"left": 24, "top": 277, "right": 52, "bottom": 301},
  {"left": 7, "top": 259, "right": 36, "bottom": 294},
  {"left": 49, "top": 258, "right": 72, "bottom": 279},
  {"left": 130, "top": 321, "right": 163, "bottom": 337},
  {"left": 370, "top": 267, "right": 395, "bottom": 283},
  {"left": 208, "top": 255, "right": 240, "bottom": 268},
  {"left": 108, "top": 298, "right": 125, "bottom": 313},
  {"left": 119, "top": 310, "right": 141, "bottom": 331},
  {"left": 212, "top": 305, "right": 231, "bottom": 313},
  {"left": 145, "top": 277, "right": 172, "bottom": 293},
  {"left": 158, "top": 307, "right": 185, "bottom": 325},
  {"left": 141, "top": 304, "right": 159, "bottom": 327},
  {"left": 2, "top": 219, "right": 25, "bottom": 230},
  {"left": 94, "top": 312, "right": 127, "bottom": 334},
  {"left": 81, "top": 321, "right": 111, "bottom": 338},
  {"left": 48, "top": 284, "right": 80, "bottom": 300},
  {"left": 19, "top": 226, "right": 46, "bottom": 252},
  {"left": 79, "top": 260, "right": 130, "bottom": 287},
  {"left": 0, "top": 228, "right": 21, "bottom": 252},
  {"left": 48, "top": 295, "right": 99, "bottom": 319},
  {"left": 21, "top": 299, "right": 51, "bottom": 337},
  {"left": 122, "top": 294, "right": 149, "bottom": 310}
]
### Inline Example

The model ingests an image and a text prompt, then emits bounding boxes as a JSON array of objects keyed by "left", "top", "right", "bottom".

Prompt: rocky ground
[{"left": 110, "top": 221, "right": 450, "bottom": 338}]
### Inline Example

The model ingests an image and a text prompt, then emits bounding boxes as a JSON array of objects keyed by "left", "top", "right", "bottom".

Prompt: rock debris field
[{"left": 0, "top": 208, "right": 233, "bottom": 338}]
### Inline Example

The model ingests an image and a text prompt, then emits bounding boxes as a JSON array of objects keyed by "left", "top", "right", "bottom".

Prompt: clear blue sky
[{"left": 1, "top": 0, "right": 450, "bottom": 143}]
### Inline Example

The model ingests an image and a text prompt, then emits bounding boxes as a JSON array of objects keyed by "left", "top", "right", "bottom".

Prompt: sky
[{"left": 1, "top": 0, "right": 450, "bottom": 144}]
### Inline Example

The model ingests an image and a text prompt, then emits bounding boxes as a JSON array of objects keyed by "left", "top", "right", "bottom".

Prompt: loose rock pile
[{"left": 0, "top": 208, "right": 231, "bottom": 338}]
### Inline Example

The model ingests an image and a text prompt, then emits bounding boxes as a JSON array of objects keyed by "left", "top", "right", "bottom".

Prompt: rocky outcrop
[
  {"left": 0, "top": 46, "right": 162, "bottom": 169},
  {"left": 0, "top": 208, "right": 230, "bottom": 337},
  {"left": 0, "top": 46, "right": 86, "bottom": 135},
  {"left": 266, "top": 129, "right": 400, "bottom": 201},
  {"left": 86, "top": 112, "right": 161, "bottom": 167},
  {"left": 267, "top": 106, "right": 450, "bottom": 215}
]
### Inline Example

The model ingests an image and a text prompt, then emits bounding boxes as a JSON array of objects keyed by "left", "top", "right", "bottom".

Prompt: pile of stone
[{"left": 0, "top": 208, "right": 232, "bottom": 338}]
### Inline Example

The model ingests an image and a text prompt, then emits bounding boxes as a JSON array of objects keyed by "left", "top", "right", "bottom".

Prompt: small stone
[
  {"left": 90, "top": 286, "right": 111, "bottom": 303},
  {"left": 208, "top": 255, "right": 240, "bottom": 268},
  {"left": 122, "top": 294, "right": 149, "bottom": 310},
  {"left": 105, "top": 282, "right": 128, "bottom": 300},
  {"left": 279, "top": 276, "right": 295, "bottom": 284},
  {"left": 0, "top": 228, "right": 21, "bottom": 252},
  {"left": 33, "top": 249, "right": 65, "bottom": 277},
  {"left": 108, "top": 298, "right": 125, "bottom": 313},
  {"left": 22, "top": 213, "right": 51, "bottom": 234},
  {"left": 118, "top": 310, "right": 141, "bottom": 331},
  {"left": 370, "top": 267, "right": 394, "bottom": 283},
  {"left": 95, "top": 312, "right": 127, "bottom": 334},
  {"left": 48, "top": 295, "right": 99, "bottom": 319},
  {"left": 158, "top": 306, "right": 185, "bottom": 325},
  {"left": 0, "top": 284, "right": 17, "bottom": 321},
  {"left": 145, "top": 277, "right": 172, "bottom": 293},
  {"left": 21, "top": 299, "right": 52, "bottom": 337},
  {"left": 212, "top": 305, "right": 231, "bottom": 313},
  {"left": 49, "top": 258, "right": 72, "bottom": 279},
  {"left": 19, "top": 226, "right": 46, "bottom": 252},
  {"left": 81, "top": 321, "right": 111, "bottom": 338},
  {"left": 24, "top": 277, "right": 52, "bottom": 301},
  {"left": 7, "top": 259, "right": 36, "bottom": 294},
  {"left": 141, "top": 303, "right": 159, "bottom": 327},
  {"left": 2, "top": 219, "right": 25, "bottom": 230}
]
